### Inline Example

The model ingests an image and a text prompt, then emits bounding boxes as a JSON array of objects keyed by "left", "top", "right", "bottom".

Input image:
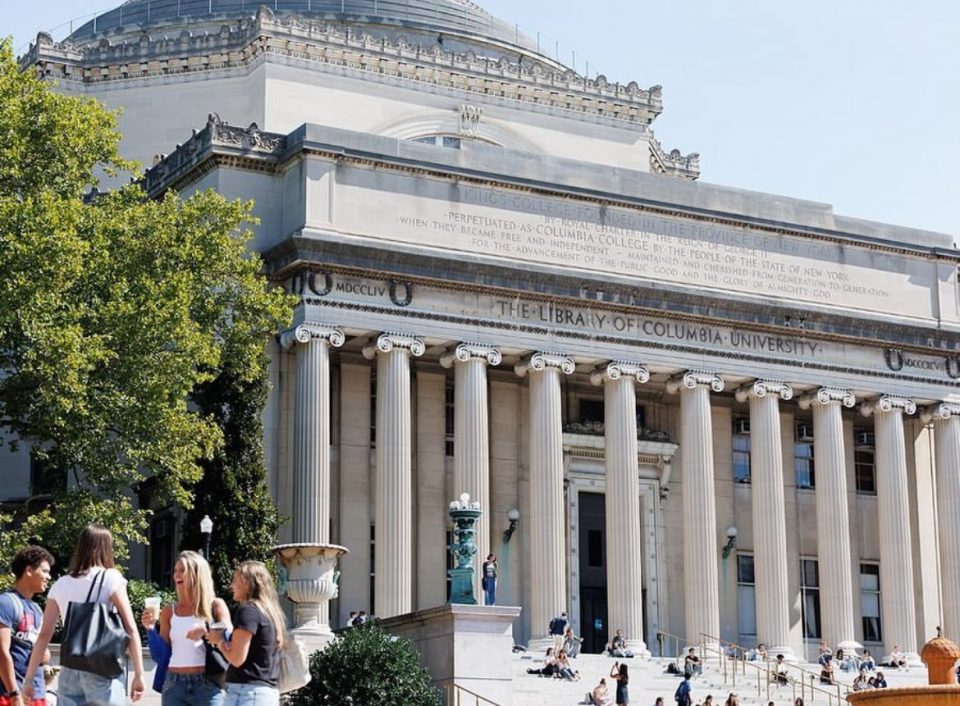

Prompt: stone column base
[{"left": 379, "top": 604, "right": 522, "bottom": 706}]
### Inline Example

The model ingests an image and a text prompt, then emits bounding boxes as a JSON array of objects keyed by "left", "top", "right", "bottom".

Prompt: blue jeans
[
  {"left": 482, "top": 577, "right": 496, "bottom": 605},
  {"left": 58, "top": 666, "right": 126, "bottom": 706},
  {"left": 162, "top": 672, "right": 224, "bottom": 706},
  {"left": 223, "top": 683, "right": 279, "bottom": 706}
]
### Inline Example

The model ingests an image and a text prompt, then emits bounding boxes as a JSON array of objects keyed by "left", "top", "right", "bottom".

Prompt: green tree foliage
[
  {"left": 179, "top": 363, "right": 282, "bottom": 598},
  {"left": 0, "top": 39, "right": 295, "bottom": 563},
  {"left": 288, "top": 623, "right": 442, "bottom": 706}
]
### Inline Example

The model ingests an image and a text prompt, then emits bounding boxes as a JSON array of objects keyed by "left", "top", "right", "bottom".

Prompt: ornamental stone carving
[
  {"left": 589, "top": 361, "right": 650, "bottom": 386},
  {"left": 665, "top": 370, "right": 724, "bottom": 394},
  {"left": 734, "top": 380, "right": 794, "bottom": 403},
  {"left": 362, "top": 332, "right": 425, "bottom": 359},
  {"left": 458, "top": 104, "right": 484, "bottom": 138},
  {"left": 798, "top": 387, "right": 856, "bottom": 409},
  {"left": 921, "top": 402, "right": 960, "bottom": 423},
  {"left": 439, "top": 343, "right": 502, "bottom": 368},
  {"left": 861, "top": 395, "right": 918, "bottom": 417},
  {"left": 515, "top": 352, "right": 575, "bottom": 377},
  {"left": 279, "top": 324, "right": 345, "bottom": 350}
]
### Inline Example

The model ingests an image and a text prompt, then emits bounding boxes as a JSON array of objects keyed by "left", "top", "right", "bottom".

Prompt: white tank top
[{"left": 168, "top": 612, "right": 206, "bottom": 668}]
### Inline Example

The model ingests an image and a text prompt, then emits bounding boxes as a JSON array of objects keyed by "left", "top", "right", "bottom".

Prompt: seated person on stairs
[{"left": 606, "top": 629, "right": 634, "bottom": 658}]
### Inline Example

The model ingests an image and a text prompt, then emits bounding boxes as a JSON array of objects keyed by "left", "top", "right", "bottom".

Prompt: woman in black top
[
  {"left": 210, "top": 561, "right": 286, "bottom": 706},
  {"left": 609, "top": 662, "right": 629, "bottom": 705}
]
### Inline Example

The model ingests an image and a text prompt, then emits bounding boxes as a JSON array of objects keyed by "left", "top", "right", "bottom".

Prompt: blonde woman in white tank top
[{"left": 142, "top": 551, "right": 232, "bottom": 706}]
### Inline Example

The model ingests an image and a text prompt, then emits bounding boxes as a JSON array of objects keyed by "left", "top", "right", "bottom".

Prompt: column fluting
[
  {"left": 667, "top": 370, "right": 724, "bottom": 646},
  {"left": 863, "top": 395, "right": 919, "bottom": 662},
  {"left": 923, "top": 403, "right": 960, "bottom": 641},
  {"left": 516, "top": 352, "right": 574, "bottom": 645},
  {"left": 441, "top": 343, "right": 502, "bottom": 602},
  {"left": 281, "top": 324, "right": 345, "bottom": 544},
  {"left": 736, "top": 380, "right": 795, "bottom": 659},
  {"left": 363, "top": 333, "right": 425, "bottom": 618},
  {"left": 592, "top": 362, "right": 650, "bottom": 654},
  {"left": 799, "top": 387, "right": 859, "bottom": 650}
]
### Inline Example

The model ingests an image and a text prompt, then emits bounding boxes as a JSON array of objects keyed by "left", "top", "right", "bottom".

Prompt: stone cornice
[
  {"left": 589, "top": 362, "right": 650, "bottom": 386},
  {"left": 860, "top": 395, "right": 917, "bottom": 417},
  {"left": 361, "top": 332, "right": 425, "bottom": 358},
  {"left": 514, "top": 352, "right": 575, "bottom": 377},
  {"left": 649, "top": 137, "right": 700, "bottom": 181},
  {"left": 665, "top": 370, "right": 724, "bottom": 394},
  {"left": 921, "top": 402, "right": 960, "bottom": 423},
  {"left": 734, "top": 379, "right": 794, "bottom": 403},
  {"left": 798, "top": 387, "right": 856, "bottom": 409},
  {"left": 439, "top": 343, "right": 502, "bottom": 368},
  {"left": 279, "top": 323, "right": 345, "bottom": 350},
  {"left": 25, "top": 9, "right": 663, "bottom": 127}
]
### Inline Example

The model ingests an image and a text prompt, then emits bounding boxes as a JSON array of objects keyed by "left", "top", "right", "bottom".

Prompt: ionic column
[
  {"left": 922, "top": 402, "right": 960, "bottom": 641},
  {"left": 862, "top": 395, "right": 920, "bottom": 663},
  {"left": 735, "top": 380, "right": 795, "bottom": 660},
  {"left": 591, "top": 362, "right": 651, "bottom": 655},
  {"left": 666, "top": 371, "right": 725, "bottom": 646},
  {"left": 280, "top": 324, "right": 345, "bottom": 543},
  {"left": 516, "top": 352, "right": 574, "bottom": 646},
  {"left": 363, "top": 333, "right": 425, "bottom": 618},
  {"left": 441, "top": 343, "right": 502, "bottom": 601},
  {"left": 798, "top": 387, "right": 859, "bottom": 650}
]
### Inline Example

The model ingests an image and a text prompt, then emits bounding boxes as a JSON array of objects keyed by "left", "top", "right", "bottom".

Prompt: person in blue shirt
[
  {"left": 674, "top": 672, "right": 692, "bottom": 706},
  {"left": 0, "top": 546, "right": 54, "bottom": 706}
]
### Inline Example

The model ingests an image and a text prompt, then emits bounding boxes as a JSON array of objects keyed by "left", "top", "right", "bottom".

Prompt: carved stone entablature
[
  {"left": 562, "top": 421, "right": 672, "bottom": 443},
  {"left": 649, "top": 137, "right": 700, "bottom": 180},
  {"left": 860, "top": 395, "right": 918, "bottom": 417},
  {"left": 457, "top": 104, "right": 483, "bottom": 138},
  {"left": 589, "top": 362, "right": 650, "bottom": 386},
  {"left": 665, "top": 370, "right": 724, "bottom": 394},
  {"left": 921, "top": 402, "right": 960, "bottom": 423},
  {"left": 361, "top": 332, "right": 425, "bottom": 358},
  {"left": 734, "top": 380, "right": 794, "bottom": 403},
  {"left": 798, "top": 387, "right": 856, "bottom": 409},
  {"left": 279, "top": 324, "right": 345, "bottom": 350},
  {"left": 514, "top": 352, "right": 575, "bottom": 377},
  {"left": 439, "top": 343, "right": 502, "bottom": 368},
  {"left": 24, "top": 9, "right": 663, "bottom": 127}
]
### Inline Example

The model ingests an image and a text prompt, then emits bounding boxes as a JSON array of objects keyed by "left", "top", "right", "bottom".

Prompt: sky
[{"left": 4, "top": 1, "right": 959, "bottom": 239}]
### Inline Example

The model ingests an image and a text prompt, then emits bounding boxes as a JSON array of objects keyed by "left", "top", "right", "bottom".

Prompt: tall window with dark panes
[
  {"left": 861, "top": 564, "right": 882, "bottom": 642},
  {"left": 854, "top": 430, "right": 877, "bottom": 494},
  {"left": 795, "top": 424, "right": 815, "bottom": 489},
  {"left": 445, "top": 381, "right": 455, "bottom": 456},
  {"left": 800, "top": 558, "right": 822, "bottom": 639},
  {"left": 733, "top": 419, "right": 751, "bottom": 483},
  {"left": 737, "top": 554, "right": 757, "bottom": 642}
]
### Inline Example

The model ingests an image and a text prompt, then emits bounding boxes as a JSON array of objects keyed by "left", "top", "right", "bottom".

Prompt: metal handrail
[
  {"left": 442, "top": 682, "right": 501, "bottom": 706},
  {"left": 699, "top": 632, "right": 850, "bottom": 705}
]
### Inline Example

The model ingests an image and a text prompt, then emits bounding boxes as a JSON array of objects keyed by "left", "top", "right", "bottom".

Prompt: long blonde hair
[
  {"left": 234, "top": 561, "right": 286, "bottom": 648},
  {"left": 178, "top": 550, "right": 216, "bottom": 623}
]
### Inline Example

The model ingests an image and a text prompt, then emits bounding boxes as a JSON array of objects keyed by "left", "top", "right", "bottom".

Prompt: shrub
[{"left": 287, "top": 623, "right": 441, "bottom": 706}]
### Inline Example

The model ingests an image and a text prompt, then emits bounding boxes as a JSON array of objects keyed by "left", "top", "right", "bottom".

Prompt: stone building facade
[{"left": 8, "top": 0, "right": 960, "bottom": 661}]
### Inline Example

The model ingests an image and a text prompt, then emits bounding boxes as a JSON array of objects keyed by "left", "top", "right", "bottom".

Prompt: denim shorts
[
  {"left": 223, "top": 682, "right": 279, "bottom": 706},
  {"left": 58, "top": 666, "right": 126, "bottom": 706},
  {"left": 162, "top": 671, "right": 224, "bottom": 706}
]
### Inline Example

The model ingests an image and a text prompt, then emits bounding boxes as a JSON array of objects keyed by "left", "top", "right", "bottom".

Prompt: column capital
[
  {"left": 861, "top": 395, "right": 917, "bottom": 417},
  {"left": 921, "top": 401, "right": 960, "bottom": 424},
  {"left": 362, "top": 332, "right": 425, "bottom": 359},
  {"left": 734, "top": 379, "right": 794, "bottom": 403},
  {"left": 439, "top": 342, "right": 502, "bottom": 368},
  {"left": 280, "top": 323, "right": 345, "bottom": 350},
  {"left": 798, "top": 387, "right": 856, "bottom": 410},
  {"left": 589, "top": 361, "right": 650, "bottom": 386},
  {"left": 514, "top": 352, "right": 575, "bottom": 377},
  {"left": 665, "top": 370, "right": 724, "bottom": 394}
]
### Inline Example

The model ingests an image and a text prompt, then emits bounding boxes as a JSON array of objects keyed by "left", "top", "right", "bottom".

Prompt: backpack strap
[{"left": 0, "top": 591, "right": 24, "bottom": 631}]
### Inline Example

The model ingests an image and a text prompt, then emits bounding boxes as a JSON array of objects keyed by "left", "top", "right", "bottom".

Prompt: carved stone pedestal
[{"left": 272, "top": 542, "right": 349, "bottom": 653}]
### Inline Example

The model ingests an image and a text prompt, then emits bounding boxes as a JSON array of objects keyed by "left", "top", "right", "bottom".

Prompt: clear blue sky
[{"left": 5, "top": 1, "right": 959, "bottom": 239}]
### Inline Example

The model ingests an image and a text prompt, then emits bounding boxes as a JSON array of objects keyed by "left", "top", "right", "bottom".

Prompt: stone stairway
[{"left": 510, "top": 650, "right": 929, "bottom": 706}]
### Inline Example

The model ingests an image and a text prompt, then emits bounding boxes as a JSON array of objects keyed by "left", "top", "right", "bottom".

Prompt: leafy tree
[
  {"left": 287, "top": 623, "right": 442, "bottom": 706},
  {"left": 0, "top": 39, "right": 295, "bottom": 563},
  {"left": 179, "top": 363, "right": 282, "bottom": 598}
]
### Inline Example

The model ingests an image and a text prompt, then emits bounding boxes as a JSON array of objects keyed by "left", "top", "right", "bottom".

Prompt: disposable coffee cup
[
  {"left": 144, "top": 596, "right": 161, "bottom": 614},
  {"left": 208, "top": 621, "right": 228, "bottom": 643}
]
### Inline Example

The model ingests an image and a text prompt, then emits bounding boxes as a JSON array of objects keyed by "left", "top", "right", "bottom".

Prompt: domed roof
[{"left": 68, "top": 0, "right": 539, "bottom": 54}]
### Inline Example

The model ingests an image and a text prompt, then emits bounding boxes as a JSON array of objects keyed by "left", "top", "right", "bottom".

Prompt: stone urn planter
[{"left": 272, "top": 542, "right": 349, "bottom": 652}]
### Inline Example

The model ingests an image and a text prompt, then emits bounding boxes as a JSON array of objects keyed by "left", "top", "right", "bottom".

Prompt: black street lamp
[{"left": 200, "top": 514, "right": 213, "bottom": 560}]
